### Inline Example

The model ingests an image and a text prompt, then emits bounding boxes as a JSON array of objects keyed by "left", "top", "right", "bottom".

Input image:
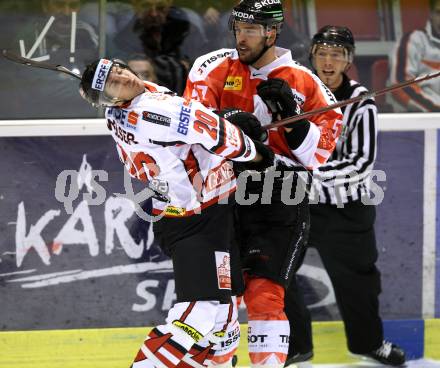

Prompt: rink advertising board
[{"left": 0, "top": 132, "right": 428, "bottom": 330}]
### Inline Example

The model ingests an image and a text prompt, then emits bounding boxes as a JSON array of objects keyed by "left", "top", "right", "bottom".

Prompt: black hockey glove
[
  {"left": 218, "top": 108, "right": 267, "bottom": 141},
  {"left": 257, "top": 78, "right": 311, "bottom": 150},
  {"left": 245, "top": 140, "right": 275, "bottom": 172},
  {"left": 257, "top": 78, "right": 303, "bottom": 121}
]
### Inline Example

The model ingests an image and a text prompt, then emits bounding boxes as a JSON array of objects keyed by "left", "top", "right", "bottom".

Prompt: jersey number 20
[{"left": 193, "top": 110, "right": 218, "bottom": 140}]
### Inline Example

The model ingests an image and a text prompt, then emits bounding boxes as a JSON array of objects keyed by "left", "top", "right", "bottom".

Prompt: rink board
[
  {"left": 1, "top": 118, "right": 440, "bottom": 367},
  {"left": 0, "top": 320, "right": 439, "bottom": 368},
  {"left": 0, "top": 130, "right": 433, "bottom": 331}
]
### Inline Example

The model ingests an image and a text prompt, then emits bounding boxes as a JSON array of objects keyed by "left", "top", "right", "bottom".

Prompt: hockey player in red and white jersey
[
  {"left": 184, "top": 1, "right": 343, "bottom": 367},
  {"left": 388, "top": 0, "right": 440, "bottom": 112},
  {"left": 79, "top": 58, "right": 274, "bottom": 368},
  {"left": 185, "top": 5, "right": 342, "bottom": 170}
]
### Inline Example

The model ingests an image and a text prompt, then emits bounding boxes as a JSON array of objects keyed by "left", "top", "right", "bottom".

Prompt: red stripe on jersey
[
  {"left": 183, "top": 149, "right": 203, "bottom": 200},
  {"left": 315, "top": 152, "right": 327, "bottom": 164},
  {"left": 187, "top": 345, "right": 204, "bottom": 355},
  {"left": 144, "top": 332, "right": 173, "bottom": 353},
  {"left": 159, "top": 338, "right": 187, "bottom": 357},
  {"left": 180, "top": 302, "right": 196, "bottom": 322},
  {"left": 212, "top": 117, "right": 247, "bottom": 160},
  {"left": 175, "top": 360, "right": 194, "bottom": 368},
  {"left": 212, "top": 119, "right": 247, "bottom": 160},
  {"left": 189, "top": 344, "right": 214, "bottom": 365},
  {"left": 155, "top": 350, "right": 179, "bottom": 368},
  {"left": 214, "top": 146, "right": 227, "bottom": 155},
  {"left": 137, "top": 330, "right": 187, "bottom": 367},
  {"left": 144, "top": 82, "right": 158, "bottom": 92},
  {"left": 176, "top": 344, "right": 214, "bottom": 368},
  {"left": 223, "top": 130, "right": 246, "bottom": 160},
  {"left": 422, "top": 59, "right": 440, "bottom": 70},
  {"left": 212, "top": 118, "right": 228, "bottom": 155},
  {"left": 155, "top": 341, "right": 186, "bottom": 366},
  {"left": 149, "top": 328, "right": 160, "bottom": 338},
  {"left": 220, "top": 303, "right": 234, "bottom": 332},
  {"left": 134, "top": 349, "right": 147, "bottom": 362}
]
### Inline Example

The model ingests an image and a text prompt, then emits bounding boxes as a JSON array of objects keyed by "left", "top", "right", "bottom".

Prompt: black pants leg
[
  {"left": 309, "top": 201, "right": 383, "bottom": 354},
  {"left": 153, "top": 202, "right": 244, "bottom": 303},
  {"left": 285, "top": 275, "right": 313, "bottom": 356}
]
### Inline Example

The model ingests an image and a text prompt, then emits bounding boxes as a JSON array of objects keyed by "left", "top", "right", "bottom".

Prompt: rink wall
[
  {"left": 0, "top": 114, "right": 439, "bottom": 362},
  {"left": 0, "top": 320, "right": 439, "bottom": 367}
]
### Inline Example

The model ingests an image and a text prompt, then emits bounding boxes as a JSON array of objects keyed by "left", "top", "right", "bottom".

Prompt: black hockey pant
[{"left": 285, "top": 200, "right": 383, "bottom": 355}]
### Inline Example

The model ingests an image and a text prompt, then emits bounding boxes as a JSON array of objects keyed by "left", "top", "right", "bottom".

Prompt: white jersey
[
  {"left": 388, "top": 21, "right": 440, "bottom": 112},
  {"left": 106, "top": 82, "right": 257, "bottom": 217}
]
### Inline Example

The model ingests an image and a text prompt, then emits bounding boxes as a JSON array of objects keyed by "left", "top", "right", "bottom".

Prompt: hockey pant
[{"left": 132, "top": 300, "right": 237, "bottom": 368}]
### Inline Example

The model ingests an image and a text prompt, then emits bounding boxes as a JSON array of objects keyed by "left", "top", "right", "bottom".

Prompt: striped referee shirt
[{"left": 310, "top": 74, "right": 378, "bottom": 206}]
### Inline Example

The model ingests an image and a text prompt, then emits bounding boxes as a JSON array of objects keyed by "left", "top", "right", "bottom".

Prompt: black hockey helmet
[
  {"left": 80, "top": 58, "right": 136, "bottom": 107},
  {"left": 228, "top": 0, "right": 284, "bottom": 35},
  {"left": 310, "top": 25, "right": 355, "bottom": 62}
]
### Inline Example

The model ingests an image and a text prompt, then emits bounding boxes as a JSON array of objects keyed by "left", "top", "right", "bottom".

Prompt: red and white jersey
[
  {"left": 184, "top": 47, "right": 343, "bottom": 169},
  {"left": 388, "top": 21, "right": 440, "bottom": 112},
  {"left": 106, "top": 82, "right": 257, "bottom": 217}
]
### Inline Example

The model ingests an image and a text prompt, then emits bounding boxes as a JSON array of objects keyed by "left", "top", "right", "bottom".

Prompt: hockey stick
[
  {"left": 263, "top": 70, "right": 440, "bottom": 130},
  {"left": 1, "top": 49, "right": 81, "bottom": 80}
]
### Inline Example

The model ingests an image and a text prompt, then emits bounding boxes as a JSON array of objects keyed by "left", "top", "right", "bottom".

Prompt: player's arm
[
  {"left": 139, "top": 98, "right": 273, "bottom": 170},
  {"left": 184, "top": 101, "right": 273, "bottom": 169},
  {"left": 216, "top": 108, "right": 273, "bottom": 171},
  {"left": 183, "top": 49, "right": 232, "bottom": 109},
  {"left": 257, "top": 76, "right": 343, "bottom": 169},
  {"left": 316, "top": 96, "right": 378, "bottom": 183}
]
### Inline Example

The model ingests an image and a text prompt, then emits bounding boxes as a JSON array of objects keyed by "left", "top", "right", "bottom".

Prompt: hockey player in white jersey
[
  {"left": 388, "top": 0, "right": 440, "bottom": 111},
  {"left": 79, "top": 58, "right": 274, "bottom": 368}
]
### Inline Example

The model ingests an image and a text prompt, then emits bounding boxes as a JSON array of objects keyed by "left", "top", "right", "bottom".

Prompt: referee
[{"left": 284, "top": 25, "right": 406, "bottom": 366}]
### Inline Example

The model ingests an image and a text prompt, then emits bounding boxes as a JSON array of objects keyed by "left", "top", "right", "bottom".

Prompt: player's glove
[
  {"left": 257, "top": 78, "right": 311, "bottom": 149},
  {"left": 218, "top": 108, "right": 267, "bottom": 141},
  {"left": 245, "top": 140, "right": 275, "bottom": 172},
  {"left": 256, "top": 78, "right": 303, "bottom": 121},
  {"left": 218, "top": 108, "right": 272, "bottom": 172}
]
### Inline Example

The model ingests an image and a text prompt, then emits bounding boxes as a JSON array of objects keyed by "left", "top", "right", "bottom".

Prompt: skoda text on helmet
[
  {"left": 310, "top": 25, "right": 355, "bottom": 64},
  {"left": 79, "top": 58, "right": 136, "bottom": 107},
  {"left": 228, "top": 0, "right": 284, "bottom": 36}
]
